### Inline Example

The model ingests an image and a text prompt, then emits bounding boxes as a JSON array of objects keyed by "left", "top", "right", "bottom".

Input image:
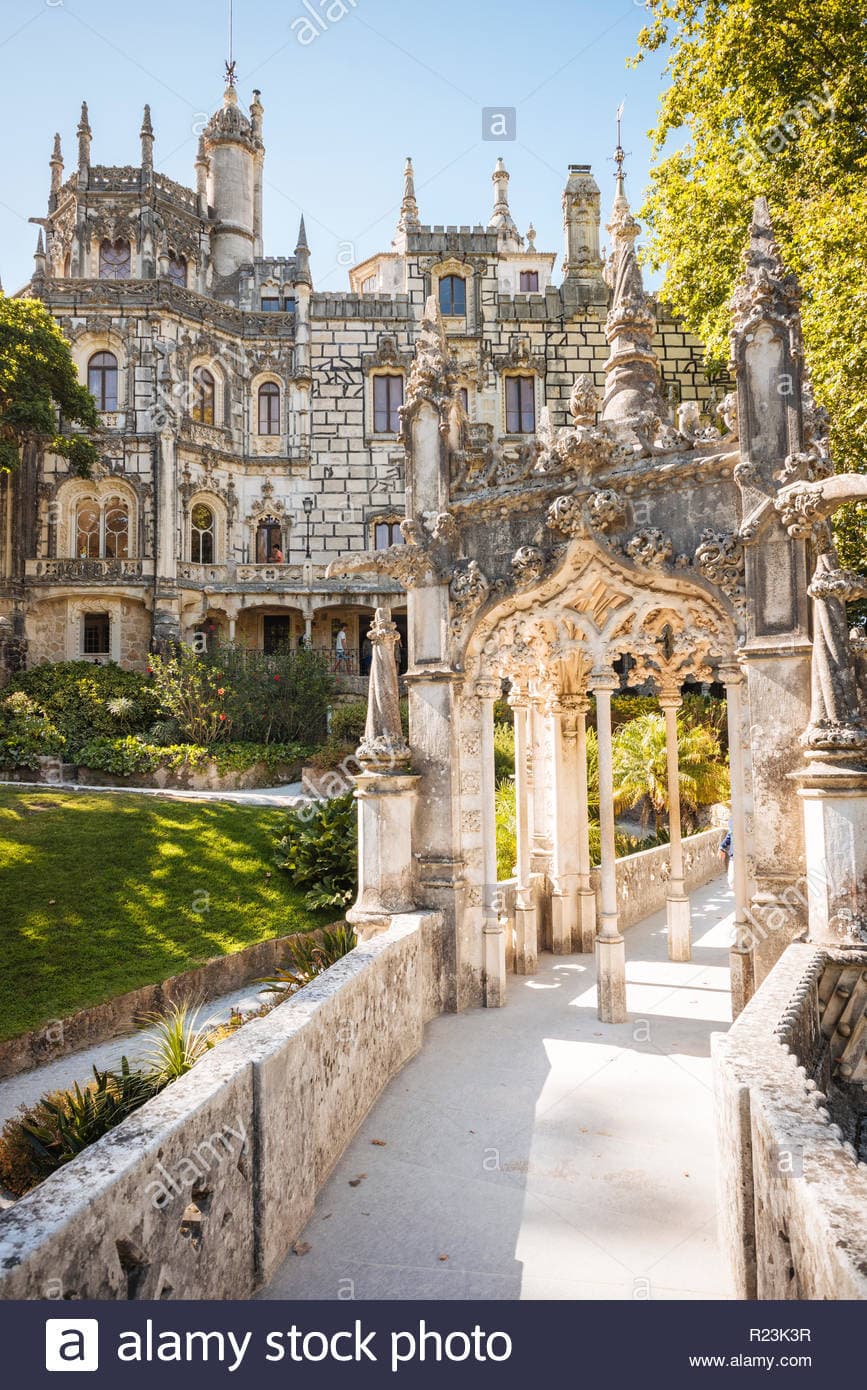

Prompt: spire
[
  {"left": 140, "top": 104, "right": 154, "bottom": 176},
  {"left": 49, "top": 133, "right": 64, "bottom": 210},
  {"left": 397, "top": 156, "right": 419, "bottom": 233},
  {"left": 561, "top": 163, "right": 604, "bottom": 298},
  {"left": 250, "top": 88, "right": 263, "bottom": 141},
  {"left": 293, "top": 214, "right": 311, "bottom": 286},
  {"left": 33, "top": 229, "right": 46, "bottom": 281},
  {"left": 730, "top": 195, "right": 801, "bottom": 337},
  {"left": 488, "top": 156, "right": 519, "bottom": 247},
  {"left": 195, "top": 134, "right": 209, "bottom": 215},
  {"left": 600, "top": 128, "right": 664, "bottom": 427},
  {"left": 77, "top": 101, "right": 91, "bottom": 190}
]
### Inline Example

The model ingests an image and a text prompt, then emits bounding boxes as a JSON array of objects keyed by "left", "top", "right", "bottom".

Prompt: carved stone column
[
  {"left": 478, "top": 680, "right": 507, "bottom": 1006},
  {"left": 347, "top": 610, "right": 419, "bottom": 935},
  {"left": 530, "top": 694, "right": 554, "bottom": 947},
  {"left": 573, "top": 695, "right": 598, "bottom": 952},
  {"left": 592, "top": 669, "right": 627, "bottom": 1022},
  {"left": 549, "top": 695, "right": 580, "bottom": 954},
  {"left": 509, "top": 685, "right": 538, "bottom": 975},
  {"left": 719, "top": 662, "right": 755, "bottom": 1015},
  {"left": 659, "top": 688, "right": 692, "bottom": 961}
]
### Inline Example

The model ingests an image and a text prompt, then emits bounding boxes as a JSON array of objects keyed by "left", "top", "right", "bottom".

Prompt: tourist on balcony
[{"left": 271, "top": 545, "right": 284, "bottom": 563}]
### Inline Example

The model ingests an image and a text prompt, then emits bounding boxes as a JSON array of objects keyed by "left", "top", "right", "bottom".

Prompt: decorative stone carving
[
  {"left": 624, "top": 528, "right": 673, "bottom": 568},
  {"left": 546, "top": 494, "right": 584, "bottom": 537},
  {"left": 588, "top": 488, "right": 626, "bottom": 533},
  {"left": 357, "top": 609, "right": 411, "bottom": 769},
  {"left": 730, "top": 196, "right": 801, "bottom": 339},
  {"left": 694, "top": 529, "right": 745, "bottom": 603},
  {"left": 401, "top": 295, "right": 455, "bottom": 438},
  {"left": 569, "top": 374, "right": 598, "bottom": 426},
  {"left": 449, "top": 560, "right": 490, "bottom": 616},
  {"left": 511, "top": 546, "right": 546, "bottom": 590}
]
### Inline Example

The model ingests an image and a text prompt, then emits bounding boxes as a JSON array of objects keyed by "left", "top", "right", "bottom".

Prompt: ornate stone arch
[
  {"left": 71, "top": 328, "right": 130, "bottom": 413},
  {"left": 55, "top": 476, "right": 139, "bottom": 561}
]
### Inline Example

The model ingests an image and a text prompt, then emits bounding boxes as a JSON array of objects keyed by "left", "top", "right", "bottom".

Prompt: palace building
[{"left": 0, "top": 79, "right": 719, "bottom": 678}]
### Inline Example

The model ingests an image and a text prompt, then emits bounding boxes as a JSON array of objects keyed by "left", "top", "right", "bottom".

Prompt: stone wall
[
  {"left": 590, "top": 827, "right": 723, "bottom": 931},
  {"left": 713, "top": 942, "right": 867, "bottom": 1300},
  {"left": 0, "top": 912, "right": 444, "bottom": 1300}
]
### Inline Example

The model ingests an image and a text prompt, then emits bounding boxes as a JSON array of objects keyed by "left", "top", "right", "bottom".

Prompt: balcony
[{"left": 26, "top": 558, "right": 151, "bottom": 583}]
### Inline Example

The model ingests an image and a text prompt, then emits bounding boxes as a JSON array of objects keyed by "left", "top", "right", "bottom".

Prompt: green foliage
[
  {"left": 632, "top": 0, "right": 867, "bottom": 571},
  {"left": 0, "top": 1058, "right": 162, "bottom": 1196},
  {"left": 494, "top": 778, "right": 517, "bottom": 881},
  {"left": 330, "top": 700, "right": 367, "bottom": 745},
  {"left": 610, "top": 695, "right": 658, "bottom": 729},
  {"left": 141, "top": 1002, "right": 213, "bottom": 1086},
  {"left": 275, "top": 792, "right": 358, "bottom": 910},
  {"left": 0, "top": 296, "right": 100, "bottom": 476},
  {"left": 146, "top": 645, "right": 231, "bottom": 743},
  {"left": 493, "top": 722, "right": 515, "bottom": 782},
  {"left": 75, "top": 736, "right": 306, "bottom": 779},
  {"left": 0, "top": 691, "right": 65, "bottom": 767},
  {"left": 612, "top": 713, "right": 730, "bottom": 832},
  {"left": 210, "top": 644, "right": 333, "bottom": 744},
  {"left": 5, "top": 661, "right": 160, "bottom": 758},
  {"left": 259, "top": 924, "right": 357, "bottom": 999}
]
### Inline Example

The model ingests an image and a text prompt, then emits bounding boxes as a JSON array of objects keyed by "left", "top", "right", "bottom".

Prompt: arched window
[
  {"left": 256, "top": 519, "right": 284, "bottom": 563},
  {"left": 103, "top": 498, "right": 129, "bottom": 560},
  {"left": 167, "top": 256, "right": 187, "bottom": 287},
  {"left": 191, "top": 503, "right": 215, "bottom": 564},
  {"left": 88, "top": 351, "right": 118, "bottom": 412},
  {"left": 191, "top": 367, "right": 215, "bottom": 425},
  {"left": 258, "top": 382, "right": 280, "bottom": 435},
  {"left": 505, "top": 374, "right": 536, "bottom": 433},
  {"left": 75, "top": 501, "right": 100, "bottom": 558},
  {"left": 439, "top": 275, "right": 466, "bottom": 316},
  {"left": 374, "top": 520, "right": 404, "bottom": 550},
  {"left": 98, "top": 239, "right": 131, "bottom": 280},
  {"left": 372, "top": 374, "right": 403, "bottom": 434}
]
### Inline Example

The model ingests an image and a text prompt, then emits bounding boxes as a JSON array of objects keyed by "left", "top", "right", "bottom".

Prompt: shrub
[
  {"left": 330, "top": 700, "right": 367, "bottom": 745},
  {"left": 0, "top": 693, "right": 65, "bottom": 768},
  {"left": 141, "top": 1003, "right": 213, "bottom": 1086},
  {"left": 75, "top": 737, "right": 307, "bottom": 779},
  {"left": 146, "top": 645, "right": 232, "bottom": 743},
  {"left": 211, "top": 645, "right": 333, "bottom": 744},
  {"left": 495, "top": 778, "right": 517, "bottom": 880},
  {"left": 259, "top": 924, "right": 357, "bottom": 999},
  {"left": 6, "top": 661, "right": 161, "bottom": 756},
  {"left": 275, "top": 792, "right": 357, "bottom": 909},
  {"left": 493, "top": 722, "right": 515, "bottom": 781},
  {"left": 0, "top": 1059, "right": 162, "bottom": 1196}
]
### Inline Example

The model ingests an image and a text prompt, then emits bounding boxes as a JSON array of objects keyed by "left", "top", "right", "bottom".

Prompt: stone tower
[{"left": 203, "top": 84, "right": 264, "bottom": 279}]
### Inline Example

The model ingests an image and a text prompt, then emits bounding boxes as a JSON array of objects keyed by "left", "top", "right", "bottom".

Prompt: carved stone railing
[{"left": 27, "top": 558, "right": 149, "bottom": 582}]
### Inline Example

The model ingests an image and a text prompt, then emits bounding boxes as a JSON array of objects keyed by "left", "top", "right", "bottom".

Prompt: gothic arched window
[
  {"left": 505, "top": 374, "right": 536, "bottom": 434},
  {"left": 439, "top": 275, "right": 466, "bottom": 316},
  {"left": 191, "top": 367, "right": 216, "bottom": 426},
  {"left": 87, "top": 351, "right": 118, "bottom": 412},
  {"left": 191, "top": 503, "right": 215, "bottom": 564},
  {"left": 256, "top": 519, "right": 283, "bottom": 563},
  {"left": 258, "top": 382, "right": 280, "bottom": 435},
  {"left": 167, "top": 256, "right": 187, "bottom": 287},
  {"left": 75, "top": 501, "right": 100, "bottom": 559},
  {"left": 98, "top": 239, "right": 131, "bottom": 280},
  {"left": 103, "top": 498, "right": 129, "bottom": 560}
]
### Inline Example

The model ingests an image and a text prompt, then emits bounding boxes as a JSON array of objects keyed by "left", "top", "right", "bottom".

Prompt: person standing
[
  {"left": 335, "top": 625, "right": 348, "bottom": 667},
  {"left": 718, "top": 817, "right": 734, "bottom": 889}
]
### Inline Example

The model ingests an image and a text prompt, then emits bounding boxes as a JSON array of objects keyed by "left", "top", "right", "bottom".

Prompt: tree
[
  {"left": 0, "top": 296, "right": 99, "bottom": 475},
  {"left": 632, "top": 0, "right": 867, "bottom": 570},
  {"left": 612, "top": 712, "right": 729, "bottom": 833}
]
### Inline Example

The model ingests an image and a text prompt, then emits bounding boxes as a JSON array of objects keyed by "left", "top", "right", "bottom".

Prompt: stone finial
[
  {"left": 403, "top": 294, "right": 454, "bottom": 428},
  {"left": 729, "top": 195, "right": 801, "bottom": 337},
  {"left": 77, "top": 101, "right": 91, "bottom": 187},
  {"left": 489, "top": 156, "right": 519, "bottom": 247},
  {"left": 397, "top": 156, "right": 420, "bottom": 234},
  {"left": 49, "top": 133, "right": 64, "bottom": 210},
  {"left": 357, "top": 609, "right": 411, "bottom": 769},
  {"left": 526, "top": 222, "right": 536, "bottom": 248},
  {"left": 33, "top": 229, "right": 46, "bottom": 281},
  {"left": 600, "top": 172, "right": 664, "bottom": 426},
  {"left": 250, "top": 88, "right": 264, "bottom": 141},
  {"left": 293, "top": 214, "right": 312, "bottom": 286},
  {"left": 561, "top": 163, "right": 604, "bottom": 287},
  {"left": 140, "top": 104, "right": 154, "bottom": 179}
]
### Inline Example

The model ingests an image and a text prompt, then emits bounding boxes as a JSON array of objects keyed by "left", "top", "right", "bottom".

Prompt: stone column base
[
  {"left": 729, "top": 943, "right": 757, "bottom": 1018},
  {"left": 484, "top": 924, "right": 507, "bottom": 1007},
  {"left": 666, "top": 892, "right": 692, "bottom": 961},
  {"left": 346, "top": 769, "right": 419, "bottom": 926},
  {"left": 551, "top": 891, "right": 577, "bottom": 955},
  {"left": 577, "top": 888, "right": 597, "bottom": 953},
  {"left": 596, "top": 934, "right": 627, "bottom": 1023},
  {"left": 796, "top": 756, "right": 867, "bottom": 947},
  {"left": 515, "top": 904, "right": 538, "bottom": 975}
]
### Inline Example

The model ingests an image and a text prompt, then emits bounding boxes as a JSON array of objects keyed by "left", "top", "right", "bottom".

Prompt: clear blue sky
[{"left": 0, "top": 0, "right": 671, "bottom": 294}]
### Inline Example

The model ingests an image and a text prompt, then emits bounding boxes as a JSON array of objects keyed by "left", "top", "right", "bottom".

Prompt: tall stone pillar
[
  {"left": 573, "top": 695, "right": 597, "bottom": 952},
  {"left": 659, "top": 690, "right": 691, "bottom": 961},
  {"left": 719, "top": 663, "right": 756, "bottom": 1014},
  {"left": 479, "top": 680, "right": 507, "bottom": 1006},
  {"left": 509, "top": 687, "right": 538, "bottom": 975},
  {"left": 153, "top": 429, "right": 180, "bottom": 646},
  {"left": 347, "top": 610, "right": 419, "bottom": 935},
  {"left": 593, "top": 671, "right": 627, "bottom": 1022},
  {"left": 550, "top": 696, "right": 579, "bottom": 954},
  {"left": 530, "top": 696, "right": 554, "bottom": 946}
]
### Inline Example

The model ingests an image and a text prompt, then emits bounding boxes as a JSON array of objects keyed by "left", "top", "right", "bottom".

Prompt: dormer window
[
  {"left": 519, "top": 270, "right": 539, "bottom": 292},
  {"left": 167, "top": 256, "right": 187, "bottom": 288},
  {"left": 439, "top": 275, "right": 466, "bottom": 316},
  {"left": 99, "top": 239, "right": 131, "bottom": 280},
  {"left": 261, "top": 295, "right": 280, "bottom": 312}
]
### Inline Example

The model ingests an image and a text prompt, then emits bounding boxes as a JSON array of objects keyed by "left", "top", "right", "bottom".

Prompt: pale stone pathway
[
  {"left": 0, "top": 777, "right": 309, "bottom": 808},
  {"left": 259, "top": 877, "right": 734, "bottom": 1301}
]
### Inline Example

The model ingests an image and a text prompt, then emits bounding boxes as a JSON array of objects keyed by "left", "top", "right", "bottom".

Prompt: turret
[
  {"left": 77, "top": 101, "right": 91, "bottom": 191},
  {"left": 488, "top": 157, "right": 520, "bottom": 250},
  {"left": 293, "top": 215, "right": 311, "bottom": 287},
  {"left": 561, "top": 163, "right": 605, "bottom": 303},
  {"left": 203, "top": 84, "right": 263, "bottom": 279},
  {"left": 49, "top": 134, "right": 64, "bottom": 211},
  {"left": 140, "top": 104, "right": 154, "bottom": 187},
  {"left": 195, "top": 135, "right": 209, "bottom": 218}
]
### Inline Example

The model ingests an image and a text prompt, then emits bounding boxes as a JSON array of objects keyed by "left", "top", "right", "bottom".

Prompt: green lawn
[{"left": 0, "top": 789, "right": 332, "bottom": 1042}]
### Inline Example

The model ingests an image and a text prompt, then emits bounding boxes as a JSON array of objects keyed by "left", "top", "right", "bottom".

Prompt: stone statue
[
  {"left": 777, "top": 475, "right": 867, "bottom": 754},
  {"left": 357, "top": 608, "right": 411, "bottom": 769}
]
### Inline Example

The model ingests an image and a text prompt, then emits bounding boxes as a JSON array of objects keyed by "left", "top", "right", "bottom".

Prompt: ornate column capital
[
  {"left": 717, "top": 660, "right": 745, "bottom": 688},
  {"left": 657, "top": 686, "right": 683, "bottom": 711},
  {"left": 589, "top": 666, "right": 619, "bottom": 694},
  {"left": 474, "top": 677, "right": 501, "bottom": 703}
]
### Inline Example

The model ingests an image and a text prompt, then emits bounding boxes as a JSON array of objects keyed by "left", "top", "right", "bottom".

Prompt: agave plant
[
  {"left": 19, "top": 1058, "right": 160, "bottom": 1183},
  {"left": 141, "top": 1002, "right": 214, "bottom": 1085},
  {"left": 259, "top": 925, "right": 357, "bottom": 1000}
]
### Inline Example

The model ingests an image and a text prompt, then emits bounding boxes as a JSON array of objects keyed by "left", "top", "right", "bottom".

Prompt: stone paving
[
  {"left": 0, "top": 778, "right": 309, "bottom": 808},
  {"left": 259, "top": 877, "right": 734, "bottom": 1301}
]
